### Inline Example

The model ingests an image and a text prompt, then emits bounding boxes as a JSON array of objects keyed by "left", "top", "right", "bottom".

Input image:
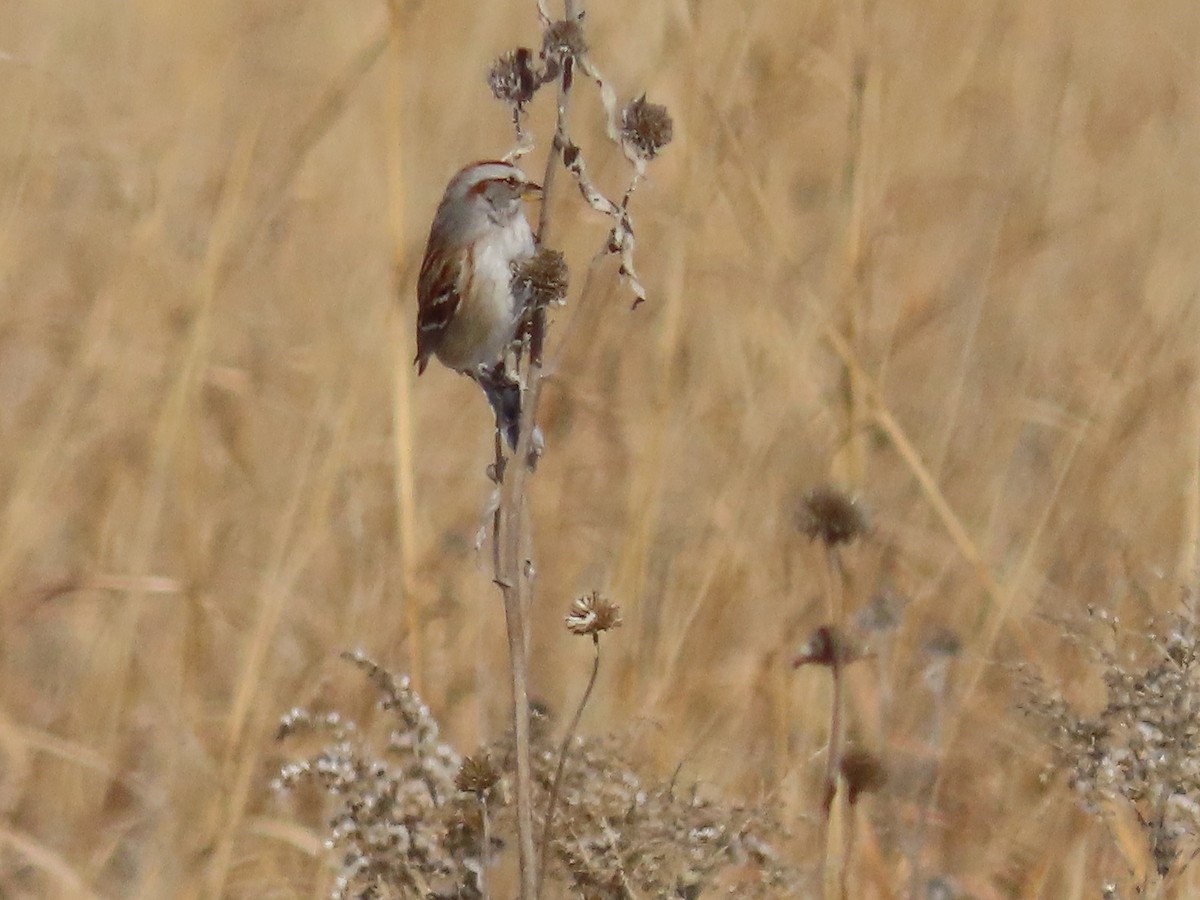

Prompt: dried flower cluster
[
  {"left": 487, "top": 18, "right": 587, "bottom": 112},
  {"left": 1021, "top": 601, "right": 1200, "bottom": 878},
  {"left": 487, "top": 8, "right": 671, "bottom": 311},
  {"left": 797, "top": 485, "right": 869, "bottom": 547},
  {"left": 273, "top": 652, "right": 472, "bottom": 899},
  {"left": 521, "top": 730, "right": 804, "bottom": 899},
  {"left": 276, "top": 654, "right": 803, "bottom": 898}
]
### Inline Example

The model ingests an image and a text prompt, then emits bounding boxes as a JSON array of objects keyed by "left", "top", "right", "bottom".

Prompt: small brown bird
[{"left": 415, "top": 160, "right": 542, "bottom": 447}]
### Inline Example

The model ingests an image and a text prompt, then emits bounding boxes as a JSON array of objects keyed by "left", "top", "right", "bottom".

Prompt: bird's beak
[{"left": 522, "top": 181, "right": 543, "bottom": 199}]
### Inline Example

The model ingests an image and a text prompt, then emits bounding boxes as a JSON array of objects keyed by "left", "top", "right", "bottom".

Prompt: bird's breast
[{"left": 436, "top": 221, "right": 534, "bottom": 372}]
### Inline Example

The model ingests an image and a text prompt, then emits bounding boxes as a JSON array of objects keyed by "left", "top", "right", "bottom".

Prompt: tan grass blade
[{"left": 385, "top": 13, "right": 423, "bottom": 689}]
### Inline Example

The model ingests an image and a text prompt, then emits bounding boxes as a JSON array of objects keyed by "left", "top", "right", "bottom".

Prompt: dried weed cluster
[
  {"left": 275, "top": 650, "right": 803, "bottom": 899},
  {"left": 1021, "top": 595, "right": 1200, "bottom": 884},
  {"left": 274, "top": 652, "right": 470, "bottom": 898}
]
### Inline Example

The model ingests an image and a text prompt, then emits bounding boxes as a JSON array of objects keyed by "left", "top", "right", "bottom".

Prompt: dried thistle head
[
  {"left": 792, "top": 625, "right": 866, "bottom": 668},
  {"left": 542, "top": 18, "right": 587, "bottom": 62},
  {"left": 621, "top": 94, "right": 674, "bottom": 160},
  {"left": 488, "top": 47, "right": 539, "bottom": 108},
  {"left": 455, "top": 753, "right": 500, "bottom": 797},
  {"left": 565, "top": 591, "right": 623, "bottom": 637},
  {"left": 797, "top": 485, "right": 869, "bottom": 547},
  {"left": 840, "top": 747, "right": 887, "bottom": 805},
  {"left": 513, "top": 247, "right": 569, "bottom": 310}
]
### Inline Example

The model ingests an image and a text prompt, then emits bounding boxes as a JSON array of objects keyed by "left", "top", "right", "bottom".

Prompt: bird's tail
[
  {"left": 477, "top": 366, "right": 544, "bottom": 471},
  {"left": 478, "top": 366, "right": 522, "bottom": 451}
]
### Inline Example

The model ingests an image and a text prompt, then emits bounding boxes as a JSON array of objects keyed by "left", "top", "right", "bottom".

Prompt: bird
[{"left": 415, "top": 160, "right": 542, "bottom": 450}]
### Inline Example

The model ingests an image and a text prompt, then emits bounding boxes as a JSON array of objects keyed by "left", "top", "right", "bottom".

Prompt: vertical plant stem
[
  {"left": 494, "top": 490, "right": 536, "bottom": 900},
  {"left": 531, "top": 0, "right": 578, "bottom": 366},
  {"left": 479, "top": 797, "right": 492, "bottom": 900},
  {"left": 491, "top": 4, "right": 581, "bottom": 893},
  {"left": 820, "top": 544, "right": 846, "bottom": 900},
  {"left": 537, "top": 634, "right": 601, "bottom": 897},
  {"left": 819, "top": 654, "right": 846, "bottom": 899},
  {"left": 840, "top": 801, "right": 857, "bottom": 900}
]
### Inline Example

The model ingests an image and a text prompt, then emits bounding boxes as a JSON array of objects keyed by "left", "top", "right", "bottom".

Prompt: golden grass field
[{"left": 2, "top": 0, "right": 1199, "bottom": 896}]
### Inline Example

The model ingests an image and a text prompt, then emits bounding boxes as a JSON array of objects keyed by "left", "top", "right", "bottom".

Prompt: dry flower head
[
  {"left": 488, "top": 47, "right": 539, "bottom": 108},
  {"left": 541, "top": 18, "right": 587, "bottom": 62},
  {"left": 621, "top": 94, "right": 674, "bottom": 160},
  {"left": 797, "top": 485, "right": 869, "bottom": 547},
  {"left": 565, "top": 590, "right": 623, "bottom": 636},
  {"left": 456, "top": 753, "right": 501, "bottom": 797},
  {"left": 513, "top": 246, "right": 569, "bottom": 310}
]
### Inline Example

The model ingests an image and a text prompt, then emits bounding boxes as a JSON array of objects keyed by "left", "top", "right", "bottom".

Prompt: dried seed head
[
  {"left": 488, "top": 47, "right": 538, "bottom": 108},
  {"left": 513, "top": 247, "right": 569, "bottom": 310},
  {"left": 621, "top": 95, "right": 674, "bottom": 160},
  {"left": 542, "top": 19, "right": 587, "bottom": 61},
  {"left": 840, "top": 747, "right": 887, "bottom": 804},
  {"left": 455, "top": 753, "right": 500, "bottom": 796},
  {"left": 797, "top": 485, "right": 869, "bottom": 547},
  {"left": 792, "top": 625, "right": 865, "bottom": 668},
  {"left": 565, "top": 590, "right": 623, "bottom": 636}
]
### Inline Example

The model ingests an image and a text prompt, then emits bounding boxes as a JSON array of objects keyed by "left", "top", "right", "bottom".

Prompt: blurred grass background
[{"left": 1, "top": 0, "right": 1198, "bottom": 895}]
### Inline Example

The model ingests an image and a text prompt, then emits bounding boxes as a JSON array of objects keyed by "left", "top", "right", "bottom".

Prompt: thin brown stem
[
  {"left": 817, "top": 657, "right": 846, "bottom": 900},
  {"left": 492, "top": 6, "right": 582, "bottom": 894},
  {"left": 537, "top": 634, "right": 602, "bottom": 898},
  {"left": 531, "top": 2, "right": 577, "bottom": 368},
  {"left": 820, "top": 544, "right": 846, "bottom": 900},
  {"left": 494, "top": 538, "right": 535, "bottom": 899},
  {"left": 840, "top": 801, "right": 856, "bottom": 900},
  {"left": 479, "top": 796, "right": 492, "bottom": 900}
]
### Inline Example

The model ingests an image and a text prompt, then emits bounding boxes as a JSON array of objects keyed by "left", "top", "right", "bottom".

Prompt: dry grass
[{"left": 1, "top": 0, "right": 1199, "bottom": 896}]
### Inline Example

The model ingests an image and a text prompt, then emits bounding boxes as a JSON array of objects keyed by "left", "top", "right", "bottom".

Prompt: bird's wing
[{"left": 415, "top": 232, "right": 468, "bottom": 374}]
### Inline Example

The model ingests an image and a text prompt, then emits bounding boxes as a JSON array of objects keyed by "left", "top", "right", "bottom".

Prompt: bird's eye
[{"left": 505, "top": 176, "right": 518, "bottom": 187}]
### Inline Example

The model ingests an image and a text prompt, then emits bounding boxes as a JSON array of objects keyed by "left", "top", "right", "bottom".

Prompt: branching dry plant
[
  {"left": 794, "top": 484, "right": 869, "bottom": 897},
  {"left": 483, "top": 3, "right": 672, "bottom": 896},
  {"left": 5, "top": 0, "right": 1197, "bottom": 897},
  {"left": 275, "top": 637, "right": 806, "bottom": 897},
  {"left": 1021, "top": 591, "right": 1200, "bottom": 895},
  {"left": 278, "top": 2, "right": 673, "bottom": 897}
]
